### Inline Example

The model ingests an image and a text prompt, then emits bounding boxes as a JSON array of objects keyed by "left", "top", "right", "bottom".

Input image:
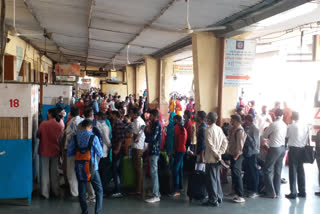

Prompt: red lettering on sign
[
  {"left": 315, "top": 109, "right": 320, "bottom": 119},
  {"left": 9, "top": 99, "right": 20, "bottom": 108}
]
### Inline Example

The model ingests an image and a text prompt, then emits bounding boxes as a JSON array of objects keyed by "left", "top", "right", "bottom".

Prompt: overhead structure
[{"left": 2, "top": 0, "right": 311, "bottom": 68}]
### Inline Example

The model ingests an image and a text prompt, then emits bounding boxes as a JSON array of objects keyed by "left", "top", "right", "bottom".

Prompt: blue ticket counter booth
[{"left": 0, "top": 84, "right": 39, "bottom": 204}]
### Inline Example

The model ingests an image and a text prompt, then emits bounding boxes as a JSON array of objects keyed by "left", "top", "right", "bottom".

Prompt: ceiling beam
[
  {"left": 151, "top": 0, "right": 311, "bottom": 58},
  {"left": 104, "top": 0, "right": 177, "bottom": 67},
  {"left": 215, "top": 0, "right": 312, "bottom": 38},
  {"left": 90, "top": 27, "right": 136, "bottom": 35},
  {"left": 90, "top": 38, "right": 159, "bottom": 50},
  {"left": 24, "top": 0, "right": 63, "bottom": 62},
  {"left": 86, "top": 0, "right": 95, "bottom": 67}
]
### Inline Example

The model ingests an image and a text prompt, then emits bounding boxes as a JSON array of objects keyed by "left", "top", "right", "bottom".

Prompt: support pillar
[
  {"left": 192, "top": 32, "right": 239, "bottom": 125},
  {"left": 192, "top": 32, "right": 222, "bottom": 113},
  {"left": 135, "top": 65, "right": 146, "bottom": 97},
  {"left": 159, "top": 56, "right": 174, "bottom": 121},
  {"left": 145, "top": 56, "right": 160, "bottom": 109},
  {"left": 126, "top": 65, "right": 136, "bottom": 96}
]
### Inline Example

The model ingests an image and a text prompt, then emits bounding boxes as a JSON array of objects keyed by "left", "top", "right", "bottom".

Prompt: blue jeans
[
  {"left": 149, "top": 155, "right": 159, "bottom": 197},
  {"left": 112, "top": 153, "right": 122, "bottom": 193},
  {"left": 78, "top": 171, "right": 103, "bottom": 214},
  {"left": 172, "top": 152, "right": 185, "bottom": 192}
]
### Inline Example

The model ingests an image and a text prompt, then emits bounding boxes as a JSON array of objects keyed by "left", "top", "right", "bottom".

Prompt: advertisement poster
[
  {"left": 55, "top": 64, "right": 81, "bottom": 76},
  {"left": 173, "top": 65, "right": 193, "bottom": 73},
  {"left": 224, "top": 39, "right": 256, "bottom": 86}
]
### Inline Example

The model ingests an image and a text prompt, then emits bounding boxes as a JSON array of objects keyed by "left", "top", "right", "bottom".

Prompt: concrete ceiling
[{"left": 2, "top": 0, "right": 312, "bottom": 68}]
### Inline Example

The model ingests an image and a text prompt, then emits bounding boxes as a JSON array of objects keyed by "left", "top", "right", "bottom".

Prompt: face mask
[{"left": 63, "top": 112, "right": 67, "bottom": 117}]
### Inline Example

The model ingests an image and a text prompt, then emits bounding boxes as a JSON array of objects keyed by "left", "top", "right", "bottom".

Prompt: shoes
[
  {"left": 170, "top": 192, "right": 181, "bottom": 197},
  {"left": 263, "top": 194, "right": 277, "bottom": 199},
  {"left": 297, "top": 193, "right": 306, "bottom": 198},
  {"left": 145, "top": 197, "right": 160, "bottom": 203},
  {"left": 217, "top": 198, "right": 222, "bottom": 204},
  {"left": 111, "top": 193, "right": 123, "bottom": 198},
  {"left": 219, "top": 160, "right": 230, "bottom": 169},
  {"left": 86, "top": 197, "right": 96, "bottom": 204},
  {"left": 248, "top": 193, "right": 259, "bottom": 199},
  {"left": 233, "top": 196, "right": 245, "bottom": 203},
  {"left": 202, "top": 201, "right": 219, "bottom": 207},
  {"left": 285, "top": 193, "right": 297, "bottom": 199},
  {"left": 281, "top": 178, "right": 287, "bottom": 184}
]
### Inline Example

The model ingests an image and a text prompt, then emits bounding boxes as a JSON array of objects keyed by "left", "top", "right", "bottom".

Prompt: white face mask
[{"left": 63, "top": 112, "right": 67, "bottom": 117}]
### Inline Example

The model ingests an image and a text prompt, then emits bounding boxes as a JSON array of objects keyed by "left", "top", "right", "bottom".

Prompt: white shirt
[
  {"left": 287, "top": 121, "right": 308, "bottom": 148},
  {"left": 263, "top": 118, "right": 287, "bottom": 147},
  {"left": 132, "top": 116, "right": 146, "bottom": 150},
  {"left": 255, "top": 113, "right": 272, "bottom": 135},
  {"left": 204, "top": 124, "right": 228, "bottom": 164},
  {"left": 96, "top": 120, "right": 111, "bottom": 157},
  {"left": 65, "top": 116, "right": 84, "bottom": 149},
  {"left": 107, "top": 101, "right": 117, "bottom": 111}
]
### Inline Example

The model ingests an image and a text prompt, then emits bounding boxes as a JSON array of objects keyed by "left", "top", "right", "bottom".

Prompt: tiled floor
[{"left": 1, "top": 163, "right": 319, "bottom": 214}]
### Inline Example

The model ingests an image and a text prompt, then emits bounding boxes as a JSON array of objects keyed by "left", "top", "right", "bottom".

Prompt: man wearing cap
[{"left": 227, "top": 114, "right": 247, "bottom": 203}]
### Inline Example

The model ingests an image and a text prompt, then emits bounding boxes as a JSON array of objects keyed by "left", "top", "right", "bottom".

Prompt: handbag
[{"left": 303, "top": 134, "right": 316, "bottom": 164}]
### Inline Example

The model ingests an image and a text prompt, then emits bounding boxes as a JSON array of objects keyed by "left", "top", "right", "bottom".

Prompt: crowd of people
[{"left": 36, "top": 91, "right": 320, "bottom": 214}]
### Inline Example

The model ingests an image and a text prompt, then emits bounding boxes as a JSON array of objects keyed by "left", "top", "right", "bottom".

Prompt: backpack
[
  {"left": 74, "top": 135, "right": 95, "bottom": 182},
  {"left": 235, "top": 127, "right": 256, "bottom": 158}
]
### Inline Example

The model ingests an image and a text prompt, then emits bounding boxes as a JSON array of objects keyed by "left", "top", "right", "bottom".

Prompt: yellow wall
[
  {"left": 126, "top": 65, "right": 135, "bottom": 96},
  {"left": 192, "top": 32, "right": 221, "bottom": 113},
  {"left": 136, "top": 65, "right": 146, "bottom": 96},
  {"left": 160, "top": 56, "right": 173, "bottom": 105},
  {"left": 145, "top": 56, "right": 159, "bottom": 104},
  {"left": 221, "top": 86, "right": 238, "bottom": 120},
  {"left": 101, "top": 83, "right": 128, "bottom": 97},
  {"left": 5, "top": 33, "right": 52, "bottom": 73}
]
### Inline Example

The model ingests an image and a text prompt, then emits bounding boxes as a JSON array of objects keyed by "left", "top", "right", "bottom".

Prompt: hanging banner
[
  {"left": 224, "top": 39, "right": 256, "bottom": 86},
  {"left": 55, "top": 64, "right": 80, "bottom": 76},
  {"left": 16, "top": 46, "right": 24, "bottom": 80}
]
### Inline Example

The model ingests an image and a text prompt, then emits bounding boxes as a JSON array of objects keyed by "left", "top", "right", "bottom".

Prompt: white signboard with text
[
  {"left": 224, "top": 39, "right": 256, "bottom": 86},
  {"left": 0, "top": 84, "right": 39, "bottom": 138}
]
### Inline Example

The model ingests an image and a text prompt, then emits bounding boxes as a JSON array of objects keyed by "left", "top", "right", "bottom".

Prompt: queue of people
[{"left": 35, "top": 91, "right": 320, "bottom": 214}]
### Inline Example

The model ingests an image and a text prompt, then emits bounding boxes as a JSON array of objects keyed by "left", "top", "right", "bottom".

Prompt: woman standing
[{"left": 171, "top": 115, "right": 187, "bottom": 197}]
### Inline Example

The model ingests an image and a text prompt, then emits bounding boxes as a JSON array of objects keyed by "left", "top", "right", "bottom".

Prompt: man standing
[
  {"left": 130, "top": 107, "right": 146, "bottom": 195},
  {"left": 203, "top": 112, "right": 228, "bottom": 207},
  {"left": 196, "top": 111, "right": 208, "bottom": 164},
  {"left": 227, "top": 114, "right": 247, "bottom": 203},
  {"left": 255, "top": 105, "right": 272, "bottom": 135},
  {"left": 263, "top": 109, "right": 287, "bottom": 198},
  {"left": 56, "top": 96, "right": 66, "bottom": 109},
  {"left": 285, "top": 112, "right": 308, "bottom": 199},
  {"left": 67, "top": 119, "right": 103, "bottom": 214},
  {"left": 145, "top": 109, "right": 162, "bottom": 203},
  {"left": 243, "top": 114, "right": 260, "bottom": 198},
  {"left": 65, "top": 106, "right": 83, "bottom": 197},
  {"left": 110, "top": 111, "right": 125, "bottom": 198},
  {"left": 92, "top": 95, "right": 100, "bottom": 117}
]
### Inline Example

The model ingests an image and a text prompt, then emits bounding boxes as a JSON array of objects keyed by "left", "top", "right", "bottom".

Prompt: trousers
[
  {"left": 288, "top": 146, "right": 305, "bottom": 195},
  {"left": 132, "top": 148, "right": 143, "bottom": 193},
  {"left": 231, "top": 155, "right": 244, "bottom": 197},
  {"left": 264, "top": 146, "right": 286, "bottom": 196},
  {"left": 78, "top": 171, "right": 103, "bottom": 214},
  {"left": 206, "top": 163, "right": 223, "bottom": 203},
  {"left": 66, "top": 156, "right": 78, "bottom": 197},
  {"left": 40, "top": 156, "right": 60, "bottom": 199}
]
